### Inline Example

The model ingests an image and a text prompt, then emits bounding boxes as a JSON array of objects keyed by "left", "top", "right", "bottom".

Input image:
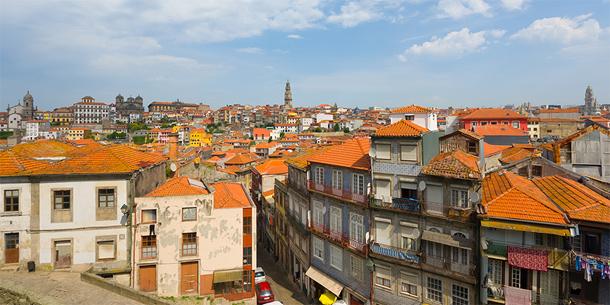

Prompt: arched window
[
  {"left": 453, "top": 232, "right": 467, "bottom": 239},
  {"left": 429, "top": 227, "right": 441, "bottom": 233}
]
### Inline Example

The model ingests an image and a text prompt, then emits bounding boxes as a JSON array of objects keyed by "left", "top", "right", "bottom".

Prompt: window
[
  {"left": 183, "top": 207, "right": 197, "bottom": 221},
  {"left": 480, "top": 121, "right": 488, "bottom": 126},
  {"left": 452, "top": 284, "right": 469, "bottom": 305},
  {"left": 405, "top": 115, "right": 414, "bottom": 121},
  {"left": 401, "top": 223, "right": 418, "bottom": 251},
  {"left": 451, "top": 189, "right": 468, "bottom": 208},
  {"left": 491, "top": 121, "right": 498, "bottom": 125},
  {"left": 519, "top": 166, "right": 528, "bottom": 177},
  {"left": 243, "top": 246, "right": 252, "bottom": 265},
  {"left": 332, "top": 170, "right": 343, "bottom": 189},
  {"left": 502, "top": 121, "right": 509, "bottom": 125},
  {"left": 349, "top": 213, "right": 364, "bottom": 243},
  {"left": 471, "top": 121, "right": 478, "bottom": 127},
  {"left": 400, "top": 272, "right": 418, "bottom": 296},
  {"left": 97, "top": 188, "right": 115, "bottom": 208},
  {"left": 375, "top": 179, "right": 391, "bottom": 198},
  {"left": 400, "top": 182, "right": 417, "bottom": 200},
  {"left": 540, "top": 270, "right": 559, "bottom": 298},
  {"left": 452, "top": 247, "right": 468, "bottom": 264},
  {"left": 142, "top": 209, "right": 157, "bottom": 223},
  {"left": 468, "top": 142, "right": 477, "bottom": 154},
  {"left": 182, "top": 233, "right": 197, "bottom": 256},
  {"left": 532, "top": 165, "right": 542, "bottom": 177},
  {"left": 314, "top": 167, "right": 324, "bottom": 184},
  {"left": 330, "top": 245, "right": 342, "bottom": 270},
  {"left": 243, "top": 270, "right": 252, "bottom": 293},
  {"left": 313, "top": 237, "right": 324, "bottom": 261},
  {"left": 301, "top": 236, "right": 307, "bottom": 253},
  {"left": 54, "top": 190, "right": 71, "bottom": 209},
  {"left": 375, "top": 265, "right": 391, "bottom": 289},
  {"left": 141, "top": 236, "right": 157, "bottom": 259},
  {"left": 313, "top": 200, "right": 324, "bottom": 227},
  {"left": 489, "top": 259, "right": 503, "bottom": 286},
  {"left": 512, "top": 121, "right": 520, "bottom": 129},
  {"left": 400, "top": 145, "right": 417, "bottom": 162},
  {"left": 427, "top": 277, "right": 442, "bottom": 302},
  {"left": 511, "top": 267, "right": 525, "bottom": 288},
  {"left": 330, "top": 206, "right": 342, "bottom": 234},
  {"left": 376, "top": 144, "right": 391, "bottom": 160},
  {"left": 243, "top": 216, "right": 252, "bottom": 235},
  {"left": 97, "top": 238, "right": 115, "bottom": 260},
  {"left": 4, "top": 190, "right": 19, "bottom": 212},
  {"left": 427, "top": 241, "right": 442, "bottom": 258},
  {"left": 350, "top": 255, "right": 364, "bottom": 282},
  {"left": 352, "top": 174, "right": 365, "bottom": 195}
]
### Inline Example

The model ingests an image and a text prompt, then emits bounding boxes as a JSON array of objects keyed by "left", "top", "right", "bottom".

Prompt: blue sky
[{"left": 1, "top": 0, "right": 609, "bottom": 111}]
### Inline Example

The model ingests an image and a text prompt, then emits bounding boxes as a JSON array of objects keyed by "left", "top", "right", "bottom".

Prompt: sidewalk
[{"left": 257, "top": 246, "right": 309, "bottom": 305}]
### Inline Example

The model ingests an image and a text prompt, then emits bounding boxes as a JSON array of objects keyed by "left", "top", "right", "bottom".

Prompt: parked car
[
  {"left": 256, "top": 282, "right": 275, "bottom": 304},
  {"left": 254, "top": 267, "right": 267, "bottom": 284},
  {"left": 266, "top": 302, "right": 283, "bottom": 305}
]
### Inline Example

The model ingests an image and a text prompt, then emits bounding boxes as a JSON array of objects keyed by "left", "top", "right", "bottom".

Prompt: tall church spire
[{"left": 284, "top": 80, "right": 292, "bottom": 110}]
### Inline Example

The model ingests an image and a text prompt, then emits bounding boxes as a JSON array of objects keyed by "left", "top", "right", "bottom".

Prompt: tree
[
  {"left": 268, "top": 136, "right": 272, "bottom": 143},
  {"left": 314, "top": 127, "right": 322, "bottom": 133},
  {"left": 343, "top": 127, "right": 350, "bottom": 133},
  {"left": 279, "top": 132, "right": 285, "bottom": 139},
  {"left": 333, "top": 124, "right": 340, "bottom": 132}
]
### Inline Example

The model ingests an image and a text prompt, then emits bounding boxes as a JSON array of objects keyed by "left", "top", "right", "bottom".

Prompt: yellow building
[
  {"left": 66, "top": 128, "right": 91, "bottom": 140},
  {"left": 189, "top": 128, "right": 212, "bottom": 148}
]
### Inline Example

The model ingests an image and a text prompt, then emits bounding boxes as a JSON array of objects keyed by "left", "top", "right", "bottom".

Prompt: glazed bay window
[
  {"left": 330, "top": 245, "right": 342, "bottom": 271},
  {"left": 451, "top": 189, "right": 468, "bottom": 208},
  {"left": 182, "top": 233, "right": 197, "bottom": 256},
  {"left": 427, "top": 277, "right": 443, "bottom": 302},
  {"left": 4, "top": 190, "right": 19, "bottom": 212},
  {"left": 141, "top": 236, "right": 157, "bottom": 259},
  {"left": 375, "top": 265, "right": 391, "bottom": 289}
]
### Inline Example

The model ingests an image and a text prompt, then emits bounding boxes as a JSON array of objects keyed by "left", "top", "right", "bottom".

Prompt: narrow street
[{"left": 257, "top": 245, "right": 308, "bottom": 305}]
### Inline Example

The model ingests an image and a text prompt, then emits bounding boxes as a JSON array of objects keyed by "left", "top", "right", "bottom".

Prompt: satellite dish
[
  {"left": 418, "top": 181, "right": 427, "bottom": 191},
  {"left": 368, "top": 148, "right": 377, "bottom": 157},
  {"left": 170, "top": 163, "right": 177, "bottom": 172},
  {"left": 470, "top": 192, "right": 480, "bottom": 203},
  {"left": 412, "top": 229, "right": 420, "bottom": 239}
]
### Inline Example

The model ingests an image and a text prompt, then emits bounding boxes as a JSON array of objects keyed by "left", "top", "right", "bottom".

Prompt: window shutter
[
  {"left": 377, "top": 144, "right": 391, "bottom": 159},
  {"left": 400, "top": 145, "right": 417, "bottom": 161},
  {"left": 376, "top": 179, "right": 391, "bottom": 197},
  {"left": 98, "top": 241, "right": 114, "bottom": 259},
  {"left": 426, "top": 185, "right": 443, "bottom": 203},
  {"left": 375, "top": 219, "right": 392, "bottom": 245}
]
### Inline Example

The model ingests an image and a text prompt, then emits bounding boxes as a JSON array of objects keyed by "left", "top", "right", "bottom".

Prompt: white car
[
  {"left": 254, "top": 267, "right": 267, "bottom": 284},
  {"left": 266, "top": 302, "right": 283, "bottom": 305}
]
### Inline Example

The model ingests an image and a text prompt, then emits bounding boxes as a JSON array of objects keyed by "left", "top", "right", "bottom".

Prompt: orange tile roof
[
  {"left": 483, "top": 143, "right": 510, "bottom": 157},
  {"left": 254, "top": 159, "right": 288, "bottom": 175},
  {"left": 460, "top": 108, "right": 528, "bottom": 120},
  {"left": 211, "top": 182, "right": 251, "bottom": 209},
  {"left": 441, "top": 129, "right": 484, "bottom": 141},
  {"left": 225, "top": 154, "right": 254, "bottom": 165},
  {"left": 533, "top": 176, "right": 610, "bottom": 224},
  {"left": 421, "top": 150, "right": 481, "bottom": 179},
  {"left": 308, "top": 137, "right": 370, "bottom": 171},
  {"left": 0, "top": 150, "right": 50, "bottom": 176},
  {"left": 482, "top": 171, "right": 568, "bottom": 224},
  {"left": 10, "top": 140, "right": 75, "bottom": 158},
  {"left": 500, "top": 147, "right": 537, "bottom": 163},
  {"left": 539, "top": 108, "right": 580, "bottom": 113},
  {"left": 390, "top": 105, "right": 434, "bottom": 113},
  {"left": 548, "top": 124, "right": 610, "bottom": 148},
  {"left": 374, "top": 119, "right": 429, "bottom": 137},
  {"left": 473, "top": 125, "right": 527, "bottom": 136},
  {"left": 262, "top": 189, "right": 275, "bottom": 197},
  {"left": 145, "top": 176, "right": 209, "bottom": 197}
]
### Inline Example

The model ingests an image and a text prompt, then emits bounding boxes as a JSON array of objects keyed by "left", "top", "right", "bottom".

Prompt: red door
[
  {"left": 4, "top": 233, "right": 18, "bottom": 264},
  {"left": 350, "top": 295, "right": 364, "bottom": 305},
  {"left": 181, "top": 262, "right": 198, "bottom": 295},
  {"left": 140, "top": 265, "right": 157, "bottom": 292}
]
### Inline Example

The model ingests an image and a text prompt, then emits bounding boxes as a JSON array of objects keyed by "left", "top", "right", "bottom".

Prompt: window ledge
[{"left": 0, "top": 211, "right": 22, "bottom": 217}]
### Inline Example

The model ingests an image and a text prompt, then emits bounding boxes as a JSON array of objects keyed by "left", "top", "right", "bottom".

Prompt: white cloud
[
  {"left": 401, "top": 28, "right": 504, "bottom": 59},
  {"left": 436, "top": 0, "right": 492, "bottom": 19},
  {"left": 287, "top": 34, "right": 303, "bottom": 39},
  {"left": 510, "top": 14, "right": 604, "bottom": 44},
  {"left": 327, "top": 1, "right": 383, "bottom": 28},
  {"left": 499, "top": 0, "right": 530, "bottom": 11},
  {"left": 237, "top": 47, "right": 264, "bottom": 54},
  {"left": 91, "top": 54, "right": 224, "bottom": 72}
]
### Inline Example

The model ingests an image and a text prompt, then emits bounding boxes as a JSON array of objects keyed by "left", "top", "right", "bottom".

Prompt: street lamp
[{"left": 120, "top": 204, "right": 129, "bottom": 215}]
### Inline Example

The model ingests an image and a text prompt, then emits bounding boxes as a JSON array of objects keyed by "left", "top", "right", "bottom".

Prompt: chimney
[{"left": 169, "top": 133, "right": 179, "bottom": 160}]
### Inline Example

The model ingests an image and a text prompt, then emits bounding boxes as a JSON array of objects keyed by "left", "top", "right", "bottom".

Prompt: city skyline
[{"left": 1, "top": 0, "right": 609, "bottom": 111}]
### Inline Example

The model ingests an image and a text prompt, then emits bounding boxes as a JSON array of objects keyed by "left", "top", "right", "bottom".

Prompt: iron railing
[
  {"left": 421, "top": 201, "right": 474, "bottom": 221},
  {"left": 370, "top": 197, "right": 420, "bottom": 212},
  {"left": 308, "top": 219, "right": 367, "bottom": 254},
  {"left": 370, "top": 242, "right": 419, "bottom": 263},
  {"left": 307, "top": 180, "right": 367, "bottom": 205},
  {"left": 422, "top": 253, "right": 476, "bottom": 277}
]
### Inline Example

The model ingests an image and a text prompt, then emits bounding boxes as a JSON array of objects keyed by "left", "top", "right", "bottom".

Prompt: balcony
[
  {"left": 370, "top": 243, "right": 419, "bottom": 264},
  {"left": 484, "top": 241, "right": 569, "bottom": 269},
  {"left": 307, "top": 180, "right": 368, "bottom": 206},
  {"left": 370, "top": 197, "right": 420, "bottom": 213},
  {"left": 487, "top": 286, "right": 566, "bottom": 305},
  {"left": 422, "top": 201, "right": 474, "bottom": 221},
  {"left": 422, "top": 253, "right": 476, "bottom": 278},
  {"left": 308, "top": 220, "right": 367, "bottom": 254}
]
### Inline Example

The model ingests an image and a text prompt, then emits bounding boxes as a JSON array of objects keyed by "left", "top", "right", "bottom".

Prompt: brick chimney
[{"left": 168, "top": 133, "right": 179, "bottom": 160}]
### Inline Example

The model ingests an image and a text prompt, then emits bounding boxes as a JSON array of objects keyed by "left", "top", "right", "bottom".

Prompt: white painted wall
[{"left": 0, "top": 180, "right": 33, "bottom": 267}]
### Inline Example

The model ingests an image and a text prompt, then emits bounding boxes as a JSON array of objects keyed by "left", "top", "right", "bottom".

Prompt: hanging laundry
[
  {"left": 585, "top": 262, "right": 592, "bottom": 282},
  {"left": 575, "top": 256, "right": 581, "bottom": 271}
]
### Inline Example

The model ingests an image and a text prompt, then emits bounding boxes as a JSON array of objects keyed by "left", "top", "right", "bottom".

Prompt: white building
[
  {"left": 315, "top": 113, "right": 333, "bottom": 124},
  {"left": 24, "top": 120, "right": 50, "bottom": 140},
  {"left": 389, "top": 104, "right": 438, "bottom": 130},
  {"left": 73, "top": 96, "right": 110, "bottom": 124}
]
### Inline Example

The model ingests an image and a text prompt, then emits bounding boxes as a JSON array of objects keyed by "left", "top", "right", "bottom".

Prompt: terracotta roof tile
[
  {"left": 473, "top": 125, "right": 528, "bottom": 136},
  {"left": 421, "top": 150, "right": 480, "bottom": 179},
  {"left": 254, "top": 159, "right": 288, "bottom": 175},
  {"left": 533, "top": 176, "right": 610, "bottom": 224},
  {"left": 211, "top": 182, "right": 251, "bottom": 209},
  {"left": 390, "top": 105, "right": 435, "bottom": 113},
  {"left": 308, "top": 137, "right": 370, "bottom": 171},
  {"left": 539, "top": 108, "right": 580, "bottom": 113},
  {"left": 500, "top": 147, "right": 538, "bottom": 163},
  {"left": 10, "top": 140, "right": 75, "bottom": 158},
  {"left": 0, "top": 150, "right": 50, "bottom": 176},
  {"left": 483, "top": 143, "right": 510, "bottom": 157},
  {"left": 145, "top": 176, "right": 209, "bottom": 197},
  {"left": 285, "top": 146, "right": 336, "bottom": 168},
  {"left": 460, "top": 108, "right": 528, "bottom": 120},
  {"left": 225, "top": 154, "right": 254, "bottom": 165},
  {"left": 482, "top": 171, "right": 568, "bottom": 224},
  {"left": 374, "top": 119, "right": 429, "bottom": 137},
  {"left": 440, "top": 129, "right": 484, "bottom": 141}
]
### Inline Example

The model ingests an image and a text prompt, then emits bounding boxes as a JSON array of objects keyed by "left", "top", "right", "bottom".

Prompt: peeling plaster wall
[
  {"left": 0, "top": 178, "right": 33, "bottom": 269},
  {"left": 134, "top": 193, "right": 253, "bottom": 297}
]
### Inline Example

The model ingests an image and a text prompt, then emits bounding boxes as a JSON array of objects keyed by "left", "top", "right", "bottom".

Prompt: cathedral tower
[
  {"left": 284, "top": 80, "right": 292, "bottom": 110},
  {"left": 23, "top": 91, "right": 34, "bottom": 120}
]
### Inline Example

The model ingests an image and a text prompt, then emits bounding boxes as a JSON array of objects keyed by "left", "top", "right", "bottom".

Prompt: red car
[{"left": 255, "top": 281, "right": 275, "bottom": 304}]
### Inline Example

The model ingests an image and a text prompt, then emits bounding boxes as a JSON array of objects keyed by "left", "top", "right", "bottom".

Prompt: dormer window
[
  {"left": 468, "top": 142, "right": 477, "bottom": 154},
  {"left": 405, "top": 115, "right": 414, "bottom": 121}
]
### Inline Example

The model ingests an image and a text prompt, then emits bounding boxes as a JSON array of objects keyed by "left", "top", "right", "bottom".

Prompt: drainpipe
[{"left": 128, "top": 176, "right": 136, "bottom": 288}]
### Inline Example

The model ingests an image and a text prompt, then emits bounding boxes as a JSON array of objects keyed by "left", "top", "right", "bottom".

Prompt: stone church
[
  {"left": 6, "top": 91, "right": 36, "bottom": 131},
  {"left": 581, "top": 86, "right": 602, "bottom": 116},
  {"left": 115, "top": 94, "right": 145, "bottom": 118}
]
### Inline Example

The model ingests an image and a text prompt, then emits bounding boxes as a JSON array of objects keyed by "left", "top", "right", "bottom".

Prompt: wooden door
[
  {"left": 4, "top": 233, "right": 19, "bottom": 264},
  {"left": 181, "top": 262, "right": 198, "bottom": 295},
  {"left": 54, "top": 240, "right": 72, "bottom": 269},
  {"left": 350, "top": 295, "right": 364, "bottom": 305},
  {"left": 139, "top": 265, "right": 157, "bottom": 292}
]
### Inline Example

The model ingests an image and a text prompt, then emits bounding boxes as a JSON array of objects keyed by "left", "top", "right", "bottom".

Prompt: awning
[
  {"left": 481, "top": 220, "right": 572, "bottom": 237},
  {"left": 213, "top": 269, "right": 243, "bottom": 283},
  {"left": 421, "top": 230, "right": 473, "bottom": 250},
  {"left": 305, "top": 266, "right": 344, "bottom": 297}
]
